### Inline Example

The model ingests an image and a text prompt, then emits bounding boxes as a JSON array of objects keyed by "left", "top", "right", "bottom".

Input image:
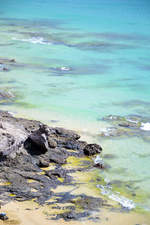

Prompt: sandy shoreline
[
  {"left": 1, "top": 159, "right": 150, "bottom": 225},
  {"left": 0, "top": 110, "right": 150, "bottom": 225},
  {"left": 1, "top": 201, "right": 150, "bottom": 225}
]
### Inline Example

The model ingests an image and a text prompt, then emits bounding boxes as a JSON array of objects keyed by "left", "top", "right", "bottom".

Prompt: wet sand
[
  {"left": 0, "top": 162, "right": 150, "bottom": 225},
  {"left": 1, "top": 200, "right": 150, "bottom": 225}
]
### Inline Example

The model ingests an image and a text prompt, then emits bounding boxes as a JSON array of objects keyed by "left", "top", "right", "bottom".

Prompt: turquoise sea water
[{"left": 0, "top": 0, "right": 150, "bottom": 211}]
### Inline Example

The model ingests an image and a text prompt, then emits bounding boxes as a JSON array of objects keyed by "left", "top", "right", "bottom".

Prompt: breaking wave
[
  {"left": 140, "top": 122, "right": 150, "bottom": 131},
  {"left": 97, "top": 184, "right": 135, "bottom": 210},
  {"left": 12, "top": 37, "right": 52, "bottom": 45}
]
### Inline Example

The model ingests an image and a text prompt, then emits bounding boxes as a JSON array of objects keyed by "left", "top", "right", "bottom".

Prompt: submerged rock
[
  {"left": 9, "top": 59, "right": 16, "bottom": 63},
  {"left": 102, "top": 114, "right": 143, "bottom": 127},
  {"left": 0, "top": 89, "right": 15, "bottom": 106},
  {"left": 50, "top": 66, "right": 72, "bottom": 74},
  {"left": 0, "top": 90, "right": 15, "bottom": 100},
  {"left": 0, "top": 64, "right": 9, "bottom": 72},
  {"left": 99, "top": 114, "right": 150, "bottom": 141}
]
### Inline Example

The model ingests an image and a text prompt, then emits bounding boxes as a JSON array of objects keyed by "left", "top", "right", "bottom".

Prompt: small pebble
[{"left": 0, "top": 212, "right": 8, "bottom": 221}]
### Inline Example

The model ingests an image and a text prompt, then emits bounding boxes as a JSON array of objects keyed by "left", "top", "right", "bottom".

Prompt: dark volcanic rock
[
  {"left": 24, "top": 125, "right": 51, "bottom": 155},
  {"left": 0, "top": 213, "right": 8, "bottom": 221},
  {"left": 46, "top": 148, "right": 68, "bottom": 164},
  {"left": 65, "top": 140, "right": 87, "bottom": 150},
  {"left": 83, "top": 144, "right": 102, "bottom": 156},
  {"left": 24, "top": 133, "right": 49, "bottom": 155},
  {"left": 45, "top": 167, "right": 69, "bottom": 181},
  {"left": 38, "top": 158, "right": 49, "bottom": 167},
  {"left": 47, "top": 137, "right": 57, "bottom": 148},
  {"left": 94, "top": 162, "right": 111, "bottom": 170},
  {"left": 55, "top": 211, "right": 90, "bottom": 221},
  {"left": 55, "top": 127, "right": 80, "bottom": 140},
  {"left": 71, "top": 194, "right": 104, "bottom": 211},
  {"left": 52, "top": 194, "right": 104, "bottom": 221},
  {"left": 0, "top": 110, "right": 103, "bottom": 211}
]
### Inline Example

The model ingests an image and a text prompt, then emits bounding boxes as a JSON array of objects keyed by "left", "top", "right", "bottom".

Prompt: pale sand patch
[
  {"left": 0, "top": 201, "right": 150, "bottom": 225},
  {"left": 0, "top": 105, "right": 102, "bottom": 142}
]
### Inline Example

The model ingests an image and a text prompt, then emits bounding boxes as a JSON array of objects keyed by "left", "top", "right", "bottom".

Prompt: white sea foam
[
  {"left": 94, "top": 155, "right": 103, "bottom": 164},
  {"left": 100, "top": 127, "right": 111, "bottom": 136},
  {"left": 127, "top": 118, "right": 138, "bottom": 124},
  {"left": 140, "top": 122, "right": 150, "bottom": 131},
  {"left": 104, "top": 177, "right": 110, "bottom": 183},
  {"left": 100, "top": 127, "right": 117, "bottom": 137},
  {"left": 12, "top": 37, "right": 52, "bottom": 45},
  {"left": 97, "top": 184, "right": 135, "bottom": 210},
  {"left": 60, "top": 66, "right": 71, "bottom": 71}
]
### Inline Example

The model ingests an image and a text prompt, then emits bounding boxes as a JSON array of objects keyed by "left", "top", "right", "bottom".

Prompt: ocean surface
[{"left": 0, "top": 0, "right": 150, "bottom": 212}]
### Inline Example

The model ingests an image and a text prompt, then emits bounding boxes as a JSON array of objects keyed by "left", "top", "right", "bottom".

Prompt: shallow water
[{"left": 0, "top": 0, "right": 150, "bottom": 212}]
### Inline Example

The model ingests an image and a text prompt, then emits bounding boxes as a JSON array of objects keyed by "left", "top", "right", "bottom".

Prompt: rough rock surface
[
  {"left": 0, "top": 110, "right": 103, "bottom": 209},
  {"left": 83, "top": 144, "right": 102, "bottom": 156}
]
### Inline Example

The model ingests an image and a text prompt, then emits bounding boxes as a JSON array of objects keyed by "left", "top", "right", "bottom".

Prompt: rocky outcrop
[
  {"left": 0, "top": 110, "right": 103, "bottom": 207},
  {"left": 83, "top": 144, "right": 102, "bottom": 156},
  {"left": 52, "top": 194, "right": 106, "bottom": 221}
]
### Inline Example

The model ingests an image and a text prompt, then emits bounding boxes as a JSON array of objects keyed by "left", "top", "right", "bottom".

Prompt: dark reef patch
[
  {"left": 90, "top": 32, "right": 150, "bottom": 43},
  {"left": 138, "top": 64, "right": 150, "bottom": 71},
  {"left": 0, "top": 17, "right": 65, "bottom": 30},
  {"left": 69, "top": 41, "right": 137, "bottom": 53},
  {"left": 99, "top": 114, "right": 150, "bottom": 142}
]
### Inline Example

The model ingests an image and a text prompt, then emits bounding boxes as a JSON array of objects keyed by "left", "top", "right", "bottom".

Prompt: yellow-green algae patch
[
  {"left": 9, "top": 193, "right": 16, "bottom": 197},
  {"left": 65, "top": 156, "right": 149, "bottom": 214},
  {"left": 0, "top": 181, "right": 11, "bottom": 186},
  {"left": 27, "top": 179, "right": 36, "bottom": 183},
  {"left": 63, "top": 155, "right": 92, "bottom": 170},
  {"left": 37, "top": 171, "right": 45, "bottom": 175},
  {"left": 57, "top": 177, "right": 64, "bottom": 183},
  {"left": 61, "top": 155, "right": 121, "bottom": 208},
  {"left": 41, "top": 163, "right": 56, "bottom": 171}
]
